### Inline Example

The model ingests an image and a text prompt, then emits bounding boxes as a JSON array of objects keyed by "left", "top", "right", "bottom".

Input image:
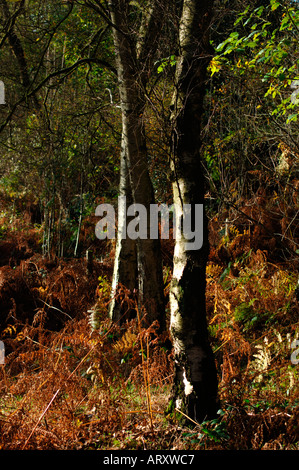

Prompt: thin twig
[
  {"left": 174, "top": 408, "right": 200, "bottom": 427},
  {"left": 38, "top": 299, "right": 73, "bottom": 320}
]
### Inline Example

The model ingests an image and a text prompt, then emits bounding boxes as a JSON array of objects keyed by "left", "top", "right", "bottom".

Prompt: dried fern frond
[
  {"left": 88, "top": 304, "right": 102, "bottom": 331},
  {"left": 206, "top": 263, "right": 223, "bottom": 283},
  {"left": 86, "top": 364, "right": 105, "bottom": 384},
  {"left": 229, "top": 225, "right": 240, "bottom": 237},
  {"left": 1, "top": 324, "right": 17, "bottom": 338},
  {"left": 113, "top": 330, "right": 137, "bottom": 355},
  {"left": 88, "top": 301, "right": 109, "bottom": 332},
  {"left": 251, "top": 340, "right": 272, "bottom": 382}
]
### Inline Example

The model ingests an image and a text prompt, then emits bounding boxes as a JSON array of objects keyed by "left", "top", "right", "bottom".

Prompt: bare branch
[{"left": 0, "top": 57, "right": 116, "bottom": 134}]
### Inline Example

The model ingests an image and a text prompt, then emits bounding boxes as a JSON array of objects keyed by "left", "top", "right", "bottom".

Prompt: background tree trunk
[
  {"left": 108, "top": 143, "right": 138, "bottom": 323},
  {"left": 169, "top": 0, "right": 219, "bottom": 422},
  {"left": 108, "top": 0, "right": 165, "bottom": 330}
]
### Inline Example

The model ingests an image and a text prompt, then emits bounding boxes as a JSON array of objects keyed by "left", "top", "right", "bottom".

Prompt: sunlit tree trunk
[
  {"left": 169, "top": 0, "right": 219, "bottom": 422},
  {"left": 109, "top": 143, "right": 138, "bottom": 322}
]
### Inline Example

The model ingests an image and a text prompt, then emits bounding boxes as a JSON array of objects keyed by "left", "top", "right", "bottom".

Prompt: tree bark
[
  {"left": 108, "top": 142, "right": 138, "bottom": 323},
  {"left": 108, "top": 0, "right": 165, "bottom": 330},
  {"left": 169, "top": 0, "right": 219, "bottom": 422}
]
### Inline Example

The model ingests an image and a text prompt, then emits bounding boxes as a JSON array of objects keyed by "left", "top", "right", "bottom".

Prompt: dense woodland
[{"left": 0, "top": 0, "right": 298, "bottom": 450}]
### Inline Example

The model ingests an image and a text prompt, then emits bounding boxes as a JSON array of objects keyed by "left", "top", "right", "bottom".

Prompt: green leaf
[
  {"left": 223, "top": 45, "right": 234, "bottom": 55},
  {"left": 247, "top": 41, "right": 258, "bottom": 48},
  {"left": 262, "top": 21, "right": 272, "bottom": 31},
  {"left": 280, "top": 16, "right": 290, "bottom": 31},
  {"left": 220, "top": 262, "right": 231, "bottom": 282},
  {"left": 254, "top": 6, "right": 265, "bottom": 17},
  {"left": 286, "top": 113, "right": 298, "bottom": 123},
  {"left": 271, "top": 0, "right": 280, "bottom": 11},
  {"left": 216, "top": 39, "right": 229, "bottom": 52}
]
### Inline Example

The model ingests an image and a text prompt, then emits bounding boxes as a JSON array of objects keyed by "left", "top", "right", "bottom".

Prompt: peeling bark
[{"left": 169, "top": 0, "right": 219, "bottom": 422}]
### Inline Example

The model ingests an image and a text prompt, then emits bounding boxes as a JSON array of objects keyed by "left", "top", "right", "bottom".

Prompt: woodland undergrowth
[{"left": 0, "top": 195, "right": 298, "bottom": 450}]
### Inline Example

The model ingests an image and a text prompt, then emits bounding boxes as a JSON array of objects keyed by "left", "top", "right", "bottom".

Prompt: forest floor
[{"left": 0, "top": 192, "right": 298, "bottom": 451}]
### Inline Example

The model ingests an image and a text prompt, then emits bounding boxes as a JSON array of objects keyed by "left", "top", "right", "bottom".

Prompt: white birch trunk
[
  {"left": 109, "top": 142, "right": 138, "bottom": 323},
  {"left": 169, "top": 0, "right": 218, "bottom": 422}
]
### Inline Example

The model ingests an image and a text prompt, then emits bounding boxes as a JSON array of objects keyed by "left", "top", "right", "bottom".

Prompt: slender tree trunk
[
  {"left": 169, "top": 0, "right": 218, "bottom": 422},
  {"left": 108, "top": 0, "right": 165, "bottom": 330},
  {"left": 109, "top": 142, "right": 138, "bottom": 323},
  {"left": 74, "top": 174, "right": 83, "bottom": 258}
]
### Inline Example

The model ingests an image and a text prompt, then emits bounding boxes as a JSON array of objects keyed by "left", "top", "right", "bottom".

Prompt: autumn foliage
[{"left": 0, "top": 184, "right": 298, "bottom": 450}]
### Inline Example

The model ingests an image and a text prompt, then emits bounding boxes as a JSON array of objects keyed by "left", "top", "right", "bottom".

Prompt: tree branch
[
  {"left": 136, "top": 0, "right": 163, "bottom": 62},
  {"left": 0, "top": 0, "right": 31, "bottom": 90},
  {"left": 0, "top": 57, "right": 117, "bottom": 134}
]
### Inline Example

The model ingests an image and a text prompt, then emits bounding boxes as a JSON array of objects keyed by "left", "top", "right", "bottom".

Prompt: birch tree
[
  {"left": 107, "top": 0, "right": 165, "bottom": 329},
  {"left": 169, "top": 0, "right": 219, "bottom": 422}
]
